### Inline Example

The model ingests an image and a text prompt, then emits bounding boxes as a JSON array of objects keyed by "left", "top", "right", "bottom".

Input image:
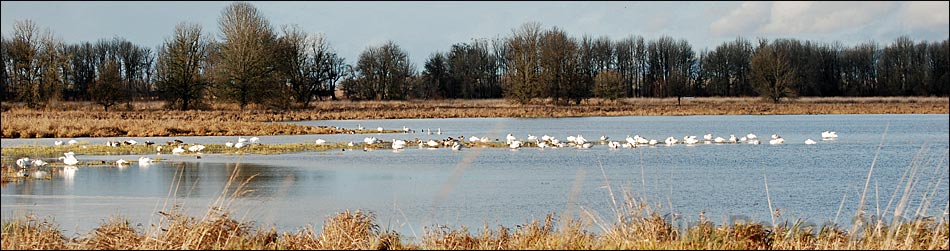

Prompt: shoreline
[{"left": 2, "top": 97, "right": 947, "bottom": 139}]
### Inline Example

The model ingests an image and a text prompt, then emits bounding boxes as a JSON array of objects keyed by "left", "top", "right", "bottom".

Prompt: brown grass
[{"left": 2, "top": 97, "right": 947, "bottom": 138}]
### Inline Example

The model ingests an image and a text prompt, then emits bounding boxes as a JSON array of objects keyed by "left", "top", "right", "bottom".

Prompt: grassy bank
[{"left": 2, "top": 97, "right": 947, "bottom": 138}]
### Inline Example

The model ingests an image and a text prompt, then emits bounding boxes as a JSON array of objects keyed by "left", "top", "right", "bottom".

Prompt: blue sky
[{"left": 2, "top": 1, "right": 948, "bottom": 67}]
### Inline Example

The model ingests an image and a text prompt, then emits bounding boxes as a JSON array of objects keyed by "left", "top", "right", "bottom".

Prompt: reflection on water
[{"left": 2, "top": 114, "right": 948, "bottom": 237}]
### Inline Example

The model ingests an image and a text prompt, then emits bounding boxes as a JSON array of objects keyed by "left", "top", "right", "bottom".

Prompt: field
[{"left": 2, "top": 97, "right": 947, "bottom": 138}]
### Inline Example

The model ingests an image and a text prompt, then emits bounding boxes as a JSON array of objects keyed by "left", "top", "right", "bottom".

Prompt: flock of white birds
[{"left": 14, "top": 129, "right": 840, "bottom": 172}]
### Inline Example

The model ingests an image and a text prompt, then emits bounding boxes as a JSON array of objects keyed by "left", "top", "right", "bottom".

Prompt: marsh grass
[{"left": 3, "top": 97, "right": 946, "bottom": 138}]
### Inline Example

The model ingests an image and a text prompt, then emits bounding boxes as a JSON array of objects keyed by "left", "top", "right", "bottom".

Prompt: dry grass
[{"left": 2, "top": 97, "right": 946, "bottom": 138}]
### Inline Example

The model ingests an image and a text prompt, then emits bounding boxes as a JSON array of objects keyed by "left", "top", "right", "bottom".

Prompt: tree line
[{"left": 2, "top": 2, "right": 947, "bottom": 110}]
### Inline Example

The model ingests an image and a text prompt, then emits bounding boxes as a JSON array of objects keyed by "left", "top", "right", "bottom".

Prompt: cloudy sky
[{"left": 2, "top": 1, "right": 947, "bottom": 67}]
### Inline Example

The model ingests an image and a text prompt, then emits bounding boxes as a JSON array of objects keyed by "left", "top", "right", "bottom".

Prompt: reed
[{"left": 3, "top": 97, "right": 946, "bottom": 138}]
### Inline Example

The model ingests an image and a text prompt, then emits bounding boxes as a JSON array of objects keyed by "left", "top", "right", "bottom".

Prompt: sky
[{"left": 2, "top": 1, "right": 948, "bottom": 67}]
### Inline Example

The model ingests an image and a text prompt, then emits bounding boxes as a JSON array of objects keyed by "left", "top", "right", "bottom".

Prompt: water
[{"left": 2, "top": 114, "right": 948, "bottom": 238}]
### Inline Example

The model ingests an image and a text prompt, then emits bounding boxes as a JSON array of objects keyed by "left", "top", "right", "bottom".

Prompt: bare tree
[
  {"left": 593, "top": 69, "right": 623, "bottom": 100},
  {"left": 216, "top": 1, "right": 280, "bottom": 109},
  {"left": 89, "top": 57, "right": 122, "bottom": 110},
  {"left": 7, "top": 20, "right": 64, "bottom": 108},
  {"left": 155, "top": 23, "right": 210, "bottom": 110},
  {"left": 502, "top": 22, "right": 543, "bottom": 104},
  {"left": 751, "top": 40, "right": 797, "bottom": 103},
  {"left": 539, "top": 27, "right": 579, "bottom": 104}
]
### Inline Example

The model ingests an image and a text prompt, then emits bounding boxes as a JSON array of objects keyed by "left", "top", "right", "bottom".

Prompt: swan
[
  {"left": 537, "top": 141, "right": 549, "bottom": 149},
  {"left": 188, "top": 144, "right": 205, "bottom": 152},
  {"left": 822, "top": 131, "right": 838, "bottom": 140},
  {"left": 16, "top": 157, "right": 32, "bottom": 168},
  {"left": 626, "top": 135, "right": 636, "bottom": 145},
  {"left": 357, "top": 124, "right": 364, "bottom": 130},
  {"left": 541, "top": 135, "right": 552, "bottom": 142},
  {"left": 377, "top": 127, "right": 384, "bottom": 132},
  {"left": 566, "top": 135, "right": 576, "bottom": 143},
  {"left": 347, "top": 141, "right": 355, "bottom": 147},
  {"left": 574, "top": 135, "right": 587, "bottom": 145},
  {"left": 648, "top": 139, "right": 658, "bottom": 146},
  {"left": 714, "top": 137, "right": 726, "bottom": 143},
  {"left": 225, "top": 141, "right": 234, "bottom": 147},
  {"left": 67, "top": 139, "right": 79, "bottom": 145},
  {"left": 116, "top": 159, "right": 129, "bottom": 166},
  {"left": 238, "top": 137, "right": 248, "bottom": 143},
  {"left": 703, "top": 134, "right": 713, "bottom": 142},
  {"left": 391, "top": 139, "right": 407, "bottom": 150},
  {"left": 451, "top": 141, "right": 462, "bottom": 150},
  {"left": 469, "top": 136, "right": 480, "bottom": 143},
  {"left": 771, "top": 134, "right": 781, "bottom": 139},
  {"left": 747, "top": 139, "right": 761, "bottom": 145},
  {"left": 746, "top": 133, "right": 758, "bottom": 140},
  {"left": 527, "top": 134, "right": 538, "bottom": 142},
  {"left": 54, "top": 140, "right": 63, "bottom": 146},
  {"left": 769, "top": 137, "right": 785, "bottom": 145},
  {"left": 403, "top": 126, "right": 411, "bottom": 133},
  {"left": 580, "top": 142, "right": 593, "bottom": 148},
  {"left": 665, "top": 136, "right": 678, "bottom": 145},
  {"left": 684, "top": 136, "right": 699, "bottom": 145},
  {"left": 607, "top": 141, "right": 621, "bottom": 149},
  {"left": 622, "top": 142, "right": 635, "bottom": 148},
  {"left": 60, "top": 152, "right": 79, "bottom": 165},
  {"left": 728, "top": 135, "right": 738, "bottom": 143},
  {"left": 172, "top": 146, "right": 186, "bottom": 154},
  {"left": 437, "top": 128, "right": 442, "bottom": 135},
  {"left": 506, "top": 133, "right": 517, "bottom": 144},
  {"left": 31, "top": 159, "right": 48, "bottom": 167},
  {"left": 124, "top": 140, "right": 138, "bottom": 145},
  {"left": 156, "top": 146, "right": 163, "bottom": 152},
  {"left": 509, "top": 140, "right": 523, "bottom": 149},
  {"left": 315, "top": 139, "right": 326, "bottom": 145},
  {"left": 804, "top": 139, "right": 817, "bottom": 145},
  {"left": 249, "top": 137, "right": 260, "bottom": 144},
  {"left": 600, "top": 135, "right": 609, "bottom": 141},
  {"left": 426, "top": 139, "right": 440, "bottom": 147},
  {"left": 635, "top": 135, "right": 649, "bottom": 145}
]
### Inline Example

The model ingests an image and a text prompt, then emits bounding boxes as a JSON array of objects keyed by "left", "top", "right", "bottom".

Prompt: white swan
[
  {"left": 426, "top": 139, "right": 440, "bottom": 147},
  {"left": 607, "top": 141, "right": 621, "bottom": 149},
  {"left": 391, "top": 139, "right": 407, "bottom": 150},
  {"left": 54, "top": 140, "right": 63, "bottom": 146},
  {"left": 238, "top": 137, "right": 248, "bottom": 143},
  {"left": 728, "top": 135, "right": 738, "bottom": 143},
  {"left": 116, "top": 159, "right": 129, "bottom": 166},
  {"left": 804, "top": 139, "right": 817, "bottom": 145},
  {"left": 16, "top": 157, "right": 32, "bottom": 168},
  {"left": 172, "top": 146, "right": 186, "bottom": 154},
  {"left": 67, "top": 139, "right": 79, "bottom": 145},
  {"left": 537, "top": 141, "right": 549, "bottom": 149},
  {"left": 746, "top": 133, "right": 758, "bottom": 140},
  {"left": 665, "top": 136, "right": 678, "bottom": 145},
  {"left": 249, "top": 137, "right": 260, "bottom": 144},
  {"left": 541, "top": 135, "right": 552, "bottom": 142},
  {"left": 188, "top": 144, "right": 205, "bottom": 152},
  {"left": 32, "top": 159, "right": 48, "bottom": 167},
  {"left": 234, "top": 142, "right": 246, "bottom": 149},
  {"left": 315, "top": 139, "right": 326, "bottom": 145},
  {"left": 527, "top": 134, "right": 538, "bottom": 142},
  {"left": 580, "top": 142, "right": 593, "bottom": 148},
  {"left": 506, "top": 133, "right": 517, "bottom": 144},
  {"left": 60, "top": 152, "right": 79, "bottom": 165},
  {"left": 509, "top": 140, "right": 523, "bottom": 149},
  {"left": 822, "top": 131, "right": 838, "bottom": 140},
  {"left": 225, "top": 141, "right": 234, "bottom": 148},
  {"left": 451, "top": 141, "right": 462, "bottom": 151},
  {"left": 600, "top": 135, "right": 609, "bottom": 141},
  {"left": 703, "top": 134, "right": 713, "bottom": 142},
  {"left": 769, "top": 137, "right": 785, "bottom": 145},
  {"left": 714, "top": 137, "right": 726, "bottom": 143}
]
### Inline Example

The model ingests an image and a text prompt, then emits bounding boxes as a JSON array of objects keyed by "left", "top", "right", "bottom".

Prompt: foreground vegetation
[
  {"left": 2, "top": 97, "right": 947, "bottom": 138},
  {"left": 2, "top": 199, "right": 947, "bottom": 250}
]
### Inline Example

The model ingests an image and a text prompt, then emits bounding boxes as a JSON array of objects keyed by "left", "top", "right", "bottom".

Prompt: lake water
[{"left": 2, "top": 114, "right": 948, "bottom": 238}]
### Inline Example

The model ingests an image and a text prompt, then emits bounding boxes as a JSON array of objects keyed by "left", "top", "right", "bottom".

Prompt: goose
[
  {"left": 315, "top": 139, "right": 326, "bottom": 145},
  {"left": 804, "top": 139, "right": 817, "bottom": 145},
  {"left": 427, "top": 128, "right": 432, "bottom": 135},
  {"left": 144, "top": 141, "right": 155, "bottom": 146},
  {"left": 67, "top": 139, "right": 79, "bottom": 145},
  {"left": 172, "top": 146, "right": 186, "bottom": 154},
  {"left": 54, "top": 140, "right": 63, "bottom": 146},
  {"left": 249, "top": 137, "right": 260, "bottom": 144},
  {"left": 391, "top": 139, "right": 407, "bottom": 150},
  {"left": 60, "top": 152, "right": 79, "bottom": 165},
  {"left": 225, "top": 141, "right": 234, "bottom": 147},
  {"left": 506, "top": 133, "right": 517, "bottom": 144},
  {"left": 16, "top": 157, "right": 32, "bottom": 168}
]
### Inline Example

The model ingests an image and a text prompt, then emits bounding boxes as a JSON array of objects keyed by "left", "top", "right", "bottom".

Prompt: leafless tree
[{"left": 155, "top": 23, "right": 210, "bottom": 110}]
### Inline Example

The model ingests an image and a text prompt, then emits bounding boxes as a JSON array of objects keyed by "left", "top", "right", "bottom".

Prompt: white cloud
[
  {"left": 900, "top": 1, "right": 950, "bottom": 29},
  {"left": 709, "top": 2, "right": 770, "bottom": 36},
  {"left": 761, "top": 2, "right": 895, "bottom": 34}
]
